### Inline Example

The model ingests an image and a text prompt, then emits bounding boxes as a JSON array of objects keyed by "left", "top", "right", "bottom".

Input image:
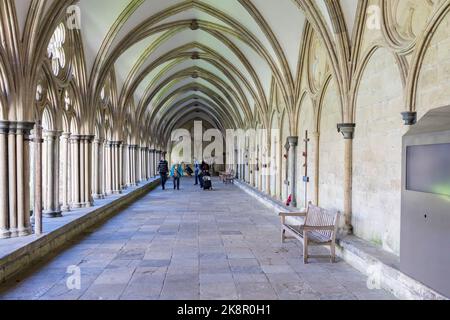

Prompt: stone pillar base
[
  {"left": 0, "top": 229, "right": 11, "bottom": 239},
  {"left": 18, "top": 227, "right": 32, "bottom": 237},
  {"left": 71, "top": 203, "right": 83, "bottom": 209},
  {"left": 340, "top": 224, "right": 354, "bottom": 236},
  {"left": 81, "top": 202, "right": 93, "bottom": 208},
  {"left": 112, "top": 190, "right": 122, "bottom": 195},
  {"left": 61, "top": 206, "right": 71, "bottom": 212},
  {"left": 92, "top": 194, "right": 105, "bottom": 200},
  {"left": 43, "top": 211, "right": 63, "bottom": 218}
]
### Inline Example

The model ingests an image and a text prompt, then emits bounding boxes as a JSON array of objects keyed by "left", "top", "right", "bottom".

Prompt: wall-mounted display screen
[{"left": 406, "top": 143, "right": 450, "bottom": 196}]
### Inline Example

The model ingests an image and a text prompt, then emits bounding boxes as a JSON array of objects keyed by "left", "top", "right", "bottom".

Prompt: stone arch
[
  {"left": 414, "top": 8, "right": 450, "bottom": 119},
  {"left": 296, "top": 93, "right": 316, "bottom": 207},
  {"left": 318, "top": 78, "right": 344, "bottom": 212},
  {"left": 353, "top": 47, "right": 405, "bottom": 254}
]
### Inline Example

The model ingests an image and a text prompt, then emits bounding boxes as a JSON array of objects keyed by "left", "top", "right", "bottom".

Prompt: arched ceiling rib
[{"left": 70, "top": 0, "right": 357, "bottom": 144}]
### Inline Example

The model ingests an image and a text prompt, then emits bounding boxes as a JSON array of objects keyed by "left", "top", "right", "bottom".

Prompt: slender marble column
[
  {"left": 17, "top": 122, "right": 34, "bottom": 237},
  {"left": 122, "top": 143, "right": 128, "bottom": 189},
  {"left": 338, "top": 124, "right": 356, "bottom": 235},
  {"left": 34, "top": 122, "right": 43, "bottom": 235},
  {"left": 92, "top": 138, "right": 104, "bottom": 199},
  {"left": 79, "top": 136, "right": 86, "bottom": 205},
  {"left": 288, "top": 137, "right": 299, "bottom": 207},
  {"left": 103, "top": 141, "right": 109, "bottom": 195},
  {"left": 112, "top": 141, "right": 122, "bottom": 194},
  {"left": 118, "top": 142, "right": 124, "bottom": 190},
  {"left": 0, "top": 123, "right": 10, "bottom": 239},
  {"left": 150, "top": 149, "right": 156, "bottom": 178},
  {"left": 311, "top": 132, "right": 320, "bottom": 206},
  {"left": 60, "top": 133, "right": 71, "bottom": 211},
  {"left": 43, "top": 130, "right": 62, "bottom": 218},
  {"left": 70, "top": 135, "right": 81, "bottom": 209},
  {"left": 83, "top": 136, "right": 94, "bottom": 207},
  {"left": 8, "top": 124, "right": 18, "bottom": 237}
]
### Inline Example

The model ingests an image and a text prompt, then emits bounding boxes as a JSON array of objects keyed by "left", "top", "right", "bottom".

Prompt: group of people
[{"left": 157, "top": 157, "right": 213, "bottom": 191}]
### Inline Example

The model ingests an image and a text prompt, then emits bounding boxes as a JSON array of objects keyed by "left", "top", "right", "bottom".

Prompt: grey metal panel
[{"left": 401, "top": 106, "right": 450, "bottom": 298}]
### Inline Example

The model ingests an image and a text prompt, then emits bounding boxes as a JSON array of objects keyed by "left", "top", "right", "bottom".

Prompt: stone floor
[{"left": 0, "top": 178, "right": 395, "bottom": 300}]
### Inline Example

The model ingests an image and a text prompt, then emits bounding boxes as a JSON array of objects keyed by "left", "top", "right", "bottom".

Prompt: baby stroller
[{"left": 203, "top": 175, "right": 212, "bottom": 190}]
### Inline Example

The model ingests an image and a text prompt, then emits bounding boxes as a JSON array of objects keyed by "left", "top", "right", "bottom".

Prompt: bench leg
[
  {"left": 281, "top": 229, "right": 286, "bottom": 243},
  {"left": 331, "top": 243, "right": 336, "bottom": 263},
  {"left": 303, "top": 238, "right": 309, "bottom": 264}
]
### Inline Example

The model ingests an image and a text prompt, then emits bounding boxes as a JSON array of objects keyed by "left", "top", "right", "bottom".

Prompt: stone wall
[
  {"left": 318, "top": 81, "right": 344, "bottom": 213},
  {"left": 353, "top": 48, "right": 406, "bottom": 254}
]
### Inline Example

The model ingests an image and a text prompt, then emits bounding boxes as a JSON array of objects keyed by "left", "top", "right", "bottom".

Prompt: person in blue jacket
[
  {"left": 170, "top": 163, "right": 184, "bottom": 190},
  {"left": 194, "top": 159, "right": 200, "bottom": 185}
]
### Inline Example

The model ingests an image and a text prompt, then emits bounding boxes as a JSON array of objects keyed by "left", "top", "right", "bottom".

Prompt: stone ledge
[
  {"left": 0, "top": 179, "right": 160, "bottom": 284},
  {"left": 235, "top": 180, "right": 448, "bottom": 300},
  {"left": 337, "top": 236, "right": 448, "bottom": 300}
]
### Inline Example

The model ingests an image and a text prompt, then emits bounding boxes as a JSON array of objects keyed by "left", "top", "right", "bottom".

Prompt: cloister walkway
[{"left": 0, "top": 178, "right": 394, "bottom": 300}]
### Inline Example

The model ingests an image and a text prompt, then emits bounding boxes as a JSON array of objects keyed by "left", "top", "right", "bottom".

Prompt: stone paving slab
[{"left": 0, "top": 177, "right": 395, "bottom": 300}]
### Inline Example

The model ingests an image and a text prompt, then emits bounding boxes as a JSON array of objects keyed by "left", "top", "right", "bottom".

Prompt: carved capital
[
  {"left": 337, "top": 123, "right": 356, "bottom": 140},
  {"left": 401, "top": 112, "right": 417, "bottom": 126},
  {"left": 287, "top": 136, "right": 299, "bottom": 147}
]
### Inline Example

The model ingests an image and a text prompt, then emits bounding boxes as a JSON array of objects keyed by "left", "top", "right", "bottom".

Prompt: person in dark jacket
[{"left": 158, "top": 156, "right": 169, "bottom": 190}]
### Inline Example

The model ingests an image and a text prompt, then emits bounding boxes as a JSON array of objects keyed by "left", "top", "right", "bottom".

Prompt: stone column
[
  {"left": 118, "top": 142, "right": 124, "bottom": 190},
  {"left": 311, "top": 132, "right": 320, "bottom": 206},
  {"left": 43, "top": 130, "right": 62, "bottom": 218},
  {"left": 122, "top": 143, "right": 128, "bottom": 189},
  {"left": 60, "top": 133, "right": 71, "bottom": 211},
  {"left": 128, "top": 145, "right": 137, "bottom": 187},
  {"left": 155, "top": 150, "right": 161, "bottom": 176},
  {"left": 111, "top": 142, "right": 117, "bottom": 193},
  {"left": 16, "top": 122, "right": 34, "bottom": 237},
  {"left": 102, "top": 140, "right": 108, "bottom": 197},
  {"left": 0, "top": 123, "right": 10, "bottom": 238},
  {"left": 105, "top": 141, "right": 112, "bottom": 195},
  {"left": 8, "top": 124, "right": 18, "bottom": 237},
  {"left": 70, "top": 135, "right": 81, "bottom": 209},
  {"left": 33, "top": 122, "right": 43, "bottom": 235},
  {"left": 83, "top": 136, "right": 94, "bottom": 207},
  {"left": 150, "top": 149, "right": 156, "bottom": 178},
  {"left": 112, "top": 141, "right": 122, "bottom": 194},
  {"left": 92, "top": 138, "right": 104, "bottom": 199},
  {"left": 288, "top": 137, "right": 299, "bottom": 207},
  {"left": 338, "top": 124, "right": 356, "bottom": 235}
]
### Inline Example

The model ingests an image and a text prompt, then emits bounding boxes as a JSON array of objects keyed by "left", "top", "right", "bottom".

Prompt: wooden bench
[
  {"left": 279, "top": 204, "right": 340, "bottom": 264},
  {"left": 220, "top": 171, "right": 235, "bottom": 184}
]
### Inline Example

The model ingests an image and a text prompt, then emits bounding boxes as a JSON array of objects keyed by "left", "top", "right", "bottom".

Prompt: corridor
[{"left": 0, "top": 178, "right": 394, "bottom": 300}]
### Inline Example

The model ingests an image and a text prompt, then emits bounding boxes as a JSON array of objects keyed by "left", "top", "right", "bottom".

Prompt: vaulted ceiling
[{"left": 8, "top": 0, "right": 359, "bottom": 145}]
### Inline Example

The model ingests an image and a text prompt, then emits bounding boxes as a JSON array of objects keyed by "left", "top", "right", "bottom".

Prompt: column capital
[
  {"left": 61, "top": 132, "right": 71, "bottom": 139},
  {"left": 337, "top": 123, "right": 356, "bottom": 140},
  {"left": 16, "top": 121, "right": 35, "bottom": 135},
  {"left": 109, "top": 141, "right": 123, "bottom": 146},
  {"left": 401, "top": 112, "right": 417, "bottom": 126},
  {"left": 93, "top": 137, "right": 105, "bottom": 144},
  {"left": 0, "top": 120, "right": 11, "bottom": 133},
  {"left": 80, "top": 135, "right": 95, "bottom": 142},
  {"left": 70, "top": 134, "right": 82, "bottom": 141},
  {"left": 43, "top": 130, "right": 63, "bottom": 139},
  {"left": 287, "top": 136, "right": 299, "bottom": 147}
]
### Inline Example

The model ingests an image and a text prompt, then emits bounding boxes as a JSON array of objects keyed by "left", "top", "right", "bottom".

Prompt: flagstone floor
[{"left": 0, "top": 178, "right": 395, "bottom": 300}]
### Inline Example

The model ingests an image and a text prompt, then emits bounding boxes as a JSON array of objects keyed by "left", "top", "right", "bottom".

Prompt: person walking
[
  {"left": 170, "top": 163, "right": 184, "bottom": 190},
  {"left": 158, "top": 156, "right": 169, "bottom": 190},
  {"left": 194, "top": 159, "right": 200, "bottom": 185}
]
